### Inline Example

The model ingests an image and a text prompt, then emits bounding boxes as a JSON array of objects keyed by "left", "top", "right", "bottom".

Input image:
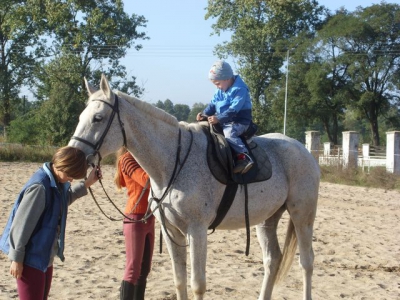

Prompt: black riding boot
[
  {"left": 120, "top": 280, "right": 135, "bottom": 300},
  {"left": 134, "top": 281, "right": 147, "bottom": 300}
]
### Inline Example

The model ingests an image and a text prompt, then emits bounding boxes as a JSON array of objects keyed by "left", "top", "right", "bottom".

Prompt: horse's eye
[{"left": 93, "top": 114, "right": 103, "bottom": 123}]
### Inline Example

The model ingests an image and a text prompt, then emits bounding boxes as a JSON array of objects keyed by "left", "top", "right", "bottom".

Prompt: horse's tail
[{"left": 275, "top": 218, "right": 297, "bottom": 284}]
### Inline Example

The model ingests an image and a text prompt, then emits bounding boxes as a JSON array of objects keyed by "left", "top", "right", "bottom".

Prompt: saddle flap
[{"left": 198, "top": 122, "right": 272, "bottom": 185}]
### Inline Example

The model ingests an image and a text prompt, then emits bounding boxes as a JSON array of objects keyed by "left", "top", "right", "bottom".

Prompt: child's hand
[
  {"left": 196, "top": 113, "right": 208, "bottom": 121},
  {"left": 207, "top": 115, "right": 219, "bottom": 124}
]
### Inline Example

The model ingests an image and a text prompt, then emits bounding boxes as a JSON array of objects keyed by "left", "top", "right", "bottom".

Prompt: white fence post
[
  {"left": 324, "top": 142, "right": 331, "bottom": 156},
  {"left": 386, "top": 131, "right": 400, "bottom": 174},
  {"left": 342, "top": 131, "right": 359, "bottom": 168},
  {"left": 362, "top": 144, "right": 370, "bottom": 159},
  {"left": 305, "top": 131, "right": 320, "bottom": 161}
]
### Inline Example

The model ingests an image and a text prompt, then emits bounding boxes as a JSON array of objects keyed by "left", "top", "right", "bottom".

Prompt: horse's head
[{"left": 69, "top": 74, "right": 127, "bottom": 165}]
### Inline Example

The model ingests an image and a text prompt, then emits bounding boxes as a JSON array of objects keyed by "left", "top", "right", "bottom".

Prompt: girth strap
[
  {"left": 208, "top": 183, "right": 239, "bottom": 233},
  {"left": 208, "top": 183, "right": 251, "bottom": 256},
  {"left": 208, "top": 183, "right": 238, "bottom": 232}
]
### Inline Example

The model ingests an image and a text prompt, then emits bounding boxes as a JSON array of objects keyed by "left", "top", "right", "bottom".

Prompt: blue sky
[{"left": 121, "top": 1, "right": 383, "bottom": 107}]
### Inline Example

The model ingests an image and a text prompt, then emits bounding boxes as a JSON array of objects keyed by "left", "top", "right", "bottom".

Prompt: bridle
[
  {"left": 70, "top": 93, "right": 194, "bottom": 233},
  {"left": 70, "top": 94, "right": 138, "bottom": 222},
  {"left": 71, "top": 94, "right": 127, "bottom": 162}
]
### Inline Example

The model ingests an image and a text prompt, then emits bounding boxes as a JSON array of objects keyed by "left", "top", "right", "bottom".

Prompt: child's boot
[{"left": 233, "top": 153, "right": 254, "bottom": 174}]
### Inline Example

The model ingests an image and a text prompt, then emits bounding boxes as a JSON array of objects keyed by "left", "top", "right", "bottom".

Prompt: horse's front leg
[
  {"left": 162, "top": 225, "right": 189, "bottom": 300},
  {"left": 188, "top": 225, "right": 208, "bottom": 300}
]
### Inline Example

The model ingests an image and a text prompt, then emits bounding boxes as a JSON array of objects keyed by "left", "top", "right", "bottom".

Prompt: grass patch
[
  {"left": 320, "top": 165, "right": 400, "bottom": 190},
  {"left": 0, "top": 144, "right": 56, "bottom": 162},
  {"left": 0, "top": 143, "right": 117, "bottom": 165}
]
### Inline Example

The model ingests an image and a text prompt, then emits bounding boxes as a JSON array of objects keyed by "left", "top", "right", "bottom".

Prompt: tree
[
  {"left": 154, "top": 99, "right": 192, "bottom": 121},
  {"left": 163, "top": 99, "right": 175, "bottom": 115},
  {"left": 0, "top": 0, "right": 47, "bottom": 137},
  {"left": 317, "top": 3, "right": 400, "bottom": 145},
  {"left": 187, "top": 102, "right": 207, "bottom": 123},
  {"left": 154, "top": 100, "right": 165, "bottom": 110},
  {"left": 6, "top": 0, "right": 148, "bottom": 144},
  {"left": 8, "top": 111, "right": 41, "bottom": 145},
  {"left": 35, "top": 54, "right": 85, "bottom": 146},
  {"left": 174, "top": 104, "right": 190, "bottom": 121}
]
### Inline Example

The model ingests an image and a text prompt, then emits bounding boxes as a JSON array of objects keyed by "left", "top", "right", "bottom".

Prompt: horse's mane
[{"left": 115, "top": 90, "right": 180, "bottom": 127}]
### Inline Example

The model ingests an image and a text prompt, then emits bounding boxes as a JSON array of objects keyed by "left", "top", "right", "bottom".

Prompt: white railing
[{"left": 318, "top": 146, "right": 387, "bottom": 173}]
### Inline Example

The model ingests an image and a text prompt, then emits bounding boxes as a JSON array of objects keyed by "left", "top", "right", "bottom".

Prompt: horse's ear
[
  {"left": 84, "top": 77, "right": 97, "bottom": 96},
  {"left": 100, "top": 74, "right": 113, "bottom": 100}
]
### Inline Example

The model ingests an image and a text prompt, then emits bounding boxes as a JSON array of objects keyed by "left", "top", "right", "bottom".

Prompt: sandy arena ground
[{"left": 0, "top": 162, "right": 399, "bottom": 299}]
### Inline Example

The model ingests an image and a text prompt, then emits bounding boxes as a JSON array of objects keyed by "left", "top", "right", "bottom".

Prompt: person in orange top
[{"left": 114, "top": 147, "right": 155, "bottom": 300}]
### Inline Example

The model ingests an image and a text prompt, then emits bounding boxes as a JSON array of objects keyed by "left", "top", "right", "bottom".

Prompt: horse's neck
[{"left": 121, "top": 100, "right": 183, "bottom": 186}]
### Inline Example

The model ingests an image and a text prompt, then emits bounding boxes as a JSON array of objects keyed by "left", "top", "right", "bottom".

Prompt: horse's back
[{"left": 255, "top": 133, "right": 320, "bottom": 189}]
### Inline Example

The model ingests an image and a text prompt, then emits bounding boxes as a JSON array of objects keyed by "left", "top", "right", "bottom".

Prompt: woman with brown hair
[{"left": 0, "top": 146, "right": 101, "bottom": 300}]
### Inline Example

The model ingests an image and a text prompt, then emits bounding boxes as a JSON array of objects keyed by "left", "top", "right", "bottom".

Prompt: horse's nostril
[{"left": 86, "top": 153, "right": 99, "bottom": 167}]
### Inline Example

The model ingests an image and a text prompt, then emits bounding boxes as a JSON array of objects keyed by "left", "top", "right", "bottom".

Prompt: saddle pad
[
  {"left": 232, "top": 139, "right": 272, "bottom": 184},
  {"left": 200, "top": 123, "right": 272, "bottom": 185}
]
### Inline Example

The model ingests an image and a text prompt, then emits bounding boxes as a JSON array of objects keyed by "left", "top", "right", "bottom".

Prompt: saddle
[
  {"left": 199, "top": 121, "right": 272, "bottom": 251},
  {"left": 199, "top": 121, "right": 272, "bottom": 185}
]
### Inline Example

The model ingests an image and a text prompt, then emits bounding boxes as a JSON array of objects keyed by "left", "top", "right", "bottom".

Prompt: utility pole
[
  {"left": 23, "top": 95, "right": 26, "bottom": 114},
  {"left": 283, "top": 50, "right": 289, "bottom": 136}
]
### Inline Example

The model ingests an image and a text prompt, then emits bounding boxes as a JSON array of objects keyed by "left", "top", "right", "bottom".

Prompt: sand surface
[{"left": 0, "top": 162, "right": 399, "bottom": 299}]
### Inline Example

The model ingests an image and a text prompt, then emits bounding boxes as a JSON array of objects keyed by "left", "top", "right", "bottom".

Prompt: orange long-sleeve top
[{"left": 118, "top": 152, "right": 150, "bottom": 215}]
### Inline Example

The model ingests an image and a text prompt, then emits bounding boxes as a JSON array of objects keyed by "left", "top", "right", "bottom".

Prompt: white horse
[{"left": 69, "top": 75, "right": 320, "bottom": 300}]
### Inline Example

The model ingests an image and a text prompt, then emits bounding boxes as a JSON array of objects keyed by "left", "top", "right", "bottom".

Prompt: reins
[
  {"left": 71, "top": 93, "right": 194, "bottom": 228},
  {"left": 87, "top": 128, "right": 193, "bottom": 226},
  {"left": 72, "top": 94, "right": 147, "bottom": 223},
  {"left": 150, "top": 129, "right": 194, "bottom": 249}
]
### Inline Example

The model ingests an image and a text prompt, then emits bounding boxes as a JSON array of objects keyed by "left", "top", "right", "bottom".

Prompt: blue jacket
[
  {"left": 0, "top": 163, "right": 69, "bottom": 272},
  {"left": 204, "top": 75, "right": 252, "bottom": 125}
]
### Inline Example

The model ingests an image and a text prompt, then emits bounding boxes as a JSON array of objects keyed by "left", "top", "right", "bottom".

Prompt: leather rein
[{"left": 71, "top": 94, "right": 193, "bottom": 225}]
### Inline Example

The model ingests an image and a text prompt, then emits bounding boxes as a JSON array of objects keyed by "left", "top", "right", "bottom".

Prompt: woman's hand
[
  {"left": 84, "top": 165, "right": 102, "bottom": 188},
  {"left": 10, "top": 261, "right": 23, "bottom": 279}
]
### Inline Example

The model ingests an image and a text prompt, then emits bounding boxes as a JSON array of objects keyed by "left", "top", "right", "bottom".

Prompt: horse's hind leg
[
  {"left": 288, "top": 195, "right": 317, "bottom": 300},
  {"left": 162, "top": 225, "right": 189, "bottom": 300},
  {"left": 256, "top": 205, "right": 286, "bottom": 300}
]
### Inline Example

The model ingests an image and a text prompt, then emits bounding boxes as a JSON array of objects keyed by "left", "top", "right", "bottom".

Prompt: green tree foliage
[
  {"left": 154, "top": 99, "right": 192, "bottom": 122},
  {"left": 155, "top": 100, "right": 165, "bottom": 110},
  {"left": 162, "top": 99, "right": 175, "bottom": 115},
  {"left": 8, "top": 111, "right": 41, "bottom": 145},
  {"left": 187, "top": 102, "right": 207, "bottom": 123},
  {"left": 174, "top": 104, "right": 190, "bottom": 121},
  {"left": 315, "top": 3, "right": 400, "bottom": 145},
  {"left": 6, "top": 0, "right": 148, "bottom": 145},
  {"left": 34, "top": 55, "right": 85, "bottom": 146},
  {"left": 281, "top": 43, "right": 349, "bottom": 144},
  {"left": 0, "top": 0, "right": 47, "bottom": 137}
]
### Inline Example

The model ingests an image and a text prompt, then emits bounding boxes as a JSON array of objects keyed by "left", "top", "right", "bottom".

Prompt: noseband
[{"left": 71, "top": 94, "right": 127, "bottom": 161}]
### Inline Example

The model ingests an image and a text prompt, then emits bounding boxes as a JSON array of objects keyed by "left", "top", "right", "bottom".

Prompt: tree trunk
[{"left": 370, "top": 119, "right": 380, "bottom": 146}]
